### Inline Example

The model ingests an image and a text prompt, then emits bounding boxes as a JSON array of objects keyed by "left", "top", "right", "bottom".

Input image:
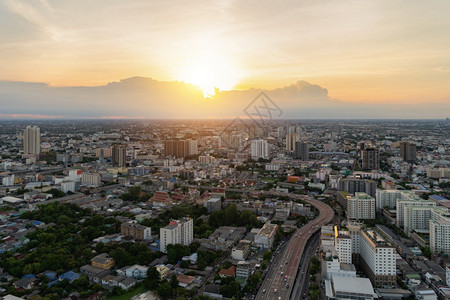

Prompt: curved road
[{"left": 255, "top": 193, "right": 334, "bottom": 300}]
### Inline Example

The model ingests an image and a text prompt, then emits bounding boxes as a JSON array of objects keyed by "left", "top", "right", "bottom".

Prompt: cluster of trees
[
  {"left": 208, "top": 204, "right": 261, "bottom": 229},
  {"left": 309, "top": 256, "right": 320, "bottom": 275},
  {"left": 94, "top": 242, "right": 163, "bottom": 268},
  {"left": 0, "top": 202, "right": 120, "bottom": 297},
  {"left": 119, "top": 186, "right": 150, "bottom": 202}
]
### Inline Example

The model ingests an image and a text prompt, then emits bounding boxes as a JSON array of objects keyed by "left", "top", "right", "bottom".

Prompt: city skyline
[{"left": 1, "top": 0, "right": 449, "bottom": 119}]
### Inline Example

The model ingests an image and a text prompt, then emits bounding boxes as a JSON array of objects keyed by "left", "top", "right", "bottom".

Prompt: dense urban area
[{"left": 0, "top": 119, "right": 449, "bottom": 300}]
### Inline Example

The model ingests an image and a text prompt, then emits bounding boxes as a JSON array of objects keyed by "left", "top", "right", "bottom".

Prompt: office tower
[
  {"left": 399, "top": 142, "right": 417, "bottom": 163},
  {"left": 295, "top": 141, "right": 309, "bottom": 160},
  {"left": 112, "top": 145, "right": 126, "bottom": 167},
  {"left": 347, "top": 224, "right": 396, "bottom": 288},
  {"left": 347, "top": 192, "right": 375, "bottom": 220},
  {"left": 286, "top": 133, "right": 299, "bottom": 152},
  {"left": 23, "top": 126, "right": 40, "bottom": 154},
  {"left": 338, "top": 177, "right": 377, "bottom": 197},
  {"left": 160, "top": 217, "right": 193, "bottom": 253},
  {"left": 361, "top": 147, "right": 379, "bottom": 170},
  {"left": 164, "top": 140, "right": 198, "bottom": 158},
  {"left": 288, "top": 125, "right": 296, "bottom": 134},
  {"left": 250, "top": 139, "right": 269, "bottom": 160}
]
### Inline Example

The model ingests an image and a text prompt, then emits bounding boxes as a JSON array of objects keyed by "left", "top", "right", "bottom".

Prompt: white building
[
  {"left": 254, "top": 223, "right": 278, "bottom": 249},
  {"left": 199, "top": 155, "right": 214, "bottom": 164},
  {"left": 231, "top": 240, "right": 251, "bottom": 260},
  {"left": 60, "top": 181, "right": 76, "bottom": 193},
  {"left": 396, "top": 192, "right": 435, "bottom": 228},
  {"left": 347, "top": 192, "right": 375, "bottom": 220},
  {"left": 348, "top": 223, "right": 396, "bottom": 288},
  {"left": 2, "top": 175, "right": 14, "bottom": 186},
  {"left": 334, "top": 227, "right": 353, "bottom": 264},
  {"left": 81, "top": 173, "right": 102, "bottom": 186},
  {"left": 236, "top": 261, "right": 250, "bottom": 280},
  {"left": 376, "top": 189, "right": 402, "bottom": 212},
  {"left": 250, "top": 139, "right": 269, "bottom": 160},
  {"left": 324, "top": 258, "right": 357, "bottom": 280},
  {"left": 160, "top": 217, "right": 193, "bottom": 253},
  {"left": 429, "top": 208, "right": 450, "bottom": 256},
  {"left": 325, "top": 275, "right": 376, "bottom": 300},
  {"left": 23, "top": 125, "right": 40, "bottom": 155}
]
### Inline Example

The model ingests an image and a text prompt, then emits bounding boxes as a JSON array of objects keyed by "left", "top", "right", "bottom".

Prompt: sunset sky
[{"left": 0, "top": 0, "right": 449, "bottom": 118}]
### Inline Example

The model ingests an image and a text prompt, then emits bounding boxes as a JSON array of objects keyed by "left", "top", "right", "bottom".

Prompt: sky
[{"left": 0, "top": 0, "right": 449, "bottom": 119}]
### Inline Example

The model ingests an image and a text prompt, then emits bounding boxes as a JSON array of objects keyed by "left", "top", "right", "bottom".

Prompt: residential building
[
  {"left": 164, "top": 140, "right": 197, "bottom": 158},
  {"left": 361, "top": 147, "right": 379, "bottom": 170},
  {"left": 112, "top": 145, "right": 126, "bottom": 167},
  {"left": 60, "top": 181, "right": 76, "bottom": 193},
  {"left": 91, "top": 253, "right": 115, "bottom": 270},
  {"left": 286, "top": 133, "right": 299, "bottom": 152},
  {"left": 124, "top": 265, "right": 149, "bottom": 279},
  {"left": 250, "top": 139, "right": 269, "bottom": 160},
  {"left": 376, "top": 189, "right": 402, "bottom": 212},
  {"left": 295, "top": 141, "right": 309, "bottom": 160},
  {"left": 338, "top": 177, "right": 376, "bottom": 197},
  {"left": 236, "top": 261, "right": 251, "bottom": 280},
  {"left": 23, "top": 125, "right": 40, "bottom": 155},
  {"left": 2, "top": 175, "right": 14, "bottom": 186},
  {"left": 254, "top": 223, "right": 278, "bottom": 249},
  {"left": 348, "top": 224, "right": 396, "bottom": 288},
  {"left": 231, "top": 240, "right": 251, "bottom": 260},
  {"left": 429, "top": 208, "right": 450, "bottom": 256},
  {"left": 325, "top": 275, "right": 376, "bottom": 300},
  {"left": 81, "top": 172, "right": 102, "bottom": 186},
  {"left": 160, "top": 217, "right": 193, "bottom": 253},
  {"left": 206, "top": 197, "right": 221, "bottom": 213},
  {"left": 121, "top": 222, "right": 151, "bottom": 240},
  {"left": 334, "top": 226, "right": 353, "bottom": 264},
  {"left": 347, "top": 192, "right": 375, "bottom": 220},
  {"left": 400, "top": 142, "right": 417, "bottom": 163}
]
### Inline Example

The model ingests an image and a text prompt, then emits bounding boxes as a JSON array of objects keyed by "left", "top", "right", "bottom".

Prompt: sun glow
[{"left": 181, "top": 53, "right": 241, "bottom": 97}]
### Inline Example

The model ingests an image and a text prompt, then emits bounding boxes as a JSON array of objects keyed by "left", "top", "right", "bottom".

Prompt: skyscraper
[
  {"left": 112, "top": 145, "right": 126, "bottom": 167},
  {"left": 361, "top": 147, "right": 379, "bottom": 170},
  {"left": 250, "top": 139, "right": 269, "bottom": 160},
  {"left": 295, "top": 141, "right": 309, "bottom": 160},
  {"left": 23, "top": 126, "right": 40, "bottom": 155},
  {"left": 399, "top": 142, "right": 417, "bottom": 163}
]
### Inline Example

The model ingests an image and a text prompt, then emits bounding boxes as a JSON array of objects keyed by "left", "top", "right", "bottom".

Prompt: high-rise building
[
  {"left": 295, "top": 141, "right": 309, "bottom": 160},
  {"left": 250, "top": 139, "right": 269, "bottom": 160},
  {"left": 361, "top": 147, "right": 379, "bottom": 170},
  {"left": 164, "top": 140, "right": 198, "bottom": 158},
  {"left": 160, "top": 217, "right": 193, "bottom": 253},
  {"left": 399, "top": 142, "right": 417, "bottom": 163},
  {"left": 347, "top": 192, "right": 376, "bottom": 220},
  {"left": 285, "top": 133, "right": 299, "bottom": 152},
  {"left": 23, "top": 126, "right": 40, "bottom": 155},
  {"left": 375, "top": 189, "right": 402, "bottom": 212},
  {"left": 338, "top": 177, "right": 376, "bottom": 197},
  {"left": 112, "top": 145, "right": 127, "bottom": 167},
  {"left": 429, "top": 208, "right": 450, "bottom": 256},
  {"left": 347, "top": 224, "right": 396, "bottom": 288},
  {"left": 334, "top": 226, "right": 353, "bottom": 264}
]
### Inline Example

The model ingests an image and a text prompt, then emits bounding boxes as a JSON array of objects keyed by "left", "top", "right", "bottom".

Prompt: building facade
[
  {"left": 160, "top": 217, "right": 194, "bottom": 253},
  {"left": 23, "top": 126, "right": 40, "bottom": 155}
]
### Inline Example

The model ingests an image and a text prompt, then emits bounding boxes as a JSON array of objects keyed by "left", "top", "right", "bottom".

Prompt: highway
[
  {"left": 255, "top": 194, "right": 334, "bottom": 300},
  {"left": 290, "top": 232, "right": 320, "bottom": 300}
]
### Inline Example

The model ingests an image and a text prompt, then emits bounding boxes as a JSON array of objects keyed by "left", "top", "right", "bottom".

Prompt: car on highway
[
  {"left": 274, "top": 288, "right": 277, "bottom": 293},
  {"left": 262, "top": 289, "right": 266, "bottom": 293}
]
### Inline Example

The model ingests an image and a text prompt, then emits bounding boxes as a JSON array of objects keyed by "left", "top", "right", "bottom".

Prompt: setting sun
[{"left": 181, "top": 53, "right": 241, "bottom": 97}]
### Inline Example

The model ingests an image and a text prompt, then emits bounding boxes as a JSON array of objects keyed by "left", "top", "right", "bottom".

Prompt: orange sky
[{"left": 0, "top": 0, "right": 449, "bottom": 105}]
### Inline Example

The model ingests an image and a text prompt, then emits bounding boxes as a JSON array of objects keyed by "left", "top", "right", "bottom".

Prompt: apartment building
[
  {"left": 347, "top": 192, "right": 375, "bottom": 220},
  {"left": 160, "top": 217, "right": 193, "bottom": 253},
  {"left": 121, "top": 222, "right": 151, "bottom": 240}
]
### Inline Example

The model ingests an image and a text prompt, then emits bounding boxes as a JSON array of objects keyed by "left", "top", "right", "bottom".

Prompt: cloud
[
  {"left": 0, "top": 113, "right": 63, "bottom": 119},
  {"left": 0, "top": 77, "right": 448, "bottom": 119}
]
